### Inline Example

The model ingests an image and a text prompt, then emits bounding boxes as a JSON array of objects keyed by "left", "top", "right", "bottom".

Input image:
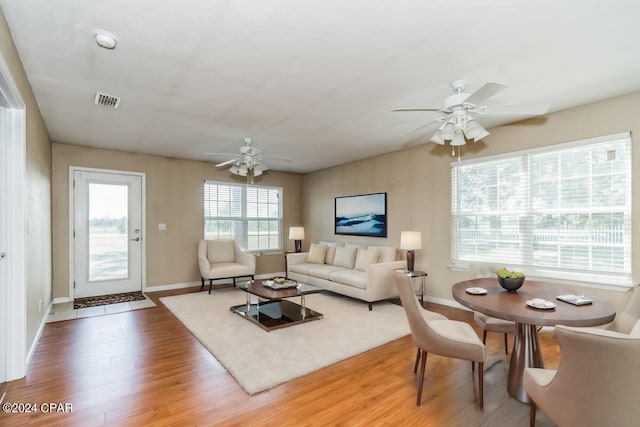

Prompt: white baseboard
[
  {"left": 26, "top": 302, "right": 52, "bottom": 369},
  {"left": 144, "top": 274, "right": 279, "bottom": 293},
  {"left": 52, "top": 296, "right": 72, "bottom": 304}
]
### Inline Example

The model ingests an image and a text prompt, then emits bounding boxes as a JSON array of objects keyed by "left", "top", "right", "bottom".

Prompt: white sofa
[{"left": 286, "top": 241, "right": 410, "bottom": 310}]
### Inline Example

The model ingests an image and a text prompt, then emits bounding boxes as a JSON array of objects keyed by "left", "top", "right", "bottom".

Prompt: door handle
[{"left": 131, "top": 237, "right": 140, "bottom": 242}]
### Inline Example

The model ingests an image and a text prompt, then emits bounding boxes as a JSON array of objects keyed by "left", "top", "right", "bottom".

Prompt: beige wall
[
  {"left": 0, "top": 9, "right": 53, "bottom": 349},
  {"left": 304, "top": 92, "right": 640, "bottom": 309},
  {"left": 52, "top": 143, "right": 302, "bottom": 298}
]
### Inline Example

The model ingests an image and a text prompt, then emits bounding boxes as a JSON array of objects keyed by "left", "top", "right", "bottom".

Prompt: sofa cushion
[
  {"left": 333, "top": 245, "right": 357, "bottom": 269},
  {"left": 329, "top": 269, "right": 367, "bottom": 290},
  {"left": 319, "top": 241, "right": 338, "bottom": 264},
  {"left": 307, "top": 244, "right": 328, "bottom": 264},
  {"left": 207, "top": 239, "right": 236, "bottom": 264},
  {"left": 354, "top": 248, "right": 379, "bottom": 272},
  {"left": 307, "top": 264, "right": 346, "bottom": 280},
  {"left": 367, "top": 245, "right": 396, "bottom": 262}
]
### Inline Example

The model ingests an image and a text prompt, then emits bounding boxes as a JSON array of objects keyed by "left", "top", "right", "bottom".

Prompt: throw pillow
[
  {"left": 367, "top": 245, "right": 396, "bottom": 263},
  {"left": 319, "top": 241, "right": 338, "bottom": 264},
  {"left": 333, "top": 246, "right": 357, "bottom": 269},
  {"left": 307, "top": 244, "right": 328, "bottom": 264},
  {"left": 354, "top": 249, "right": 379, "bottom": 271}
]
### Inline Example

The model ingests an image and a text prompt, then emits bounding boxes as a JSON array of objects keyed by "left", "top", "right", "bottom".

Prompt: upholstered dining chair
[
  {"left": 198, "top": 239, "right": 256, "bottom": 294},
  {"left": 524, "top": 324, "right": 640, "bottom": 427},
  {"left": 473, "top": 312, "right": 516, "bottom": 354},
  {"left": 605, "top": 283, "right": 640, "bottom": 334},
  {"left": 393, "top": 271, "right": 486, "bottom": 408}
]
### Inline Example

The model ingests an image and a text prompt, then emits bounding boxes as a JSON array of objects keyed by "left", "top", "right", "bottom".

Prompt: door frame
[
  {"left": 0, "top": 53, "right": 27, "bottom": 382},
  {"left": 69, "top": 166, "right": 147, "bottom": 299}
]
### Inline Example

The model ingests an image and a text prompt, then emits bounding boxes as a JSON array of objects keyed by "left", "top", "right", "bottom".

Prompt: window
[
  {"left": 451, "top": 132, "right": 632, "bottom": 286},
  {"left": 204, "top": 181, "right": 282, "bottom": 252}
]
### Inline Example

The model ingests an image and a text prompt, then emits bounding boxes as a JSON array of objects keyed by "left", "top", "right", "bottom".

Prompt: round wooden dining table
[{"left": 452, "top": 278, "right": 616, "bottom": 403}]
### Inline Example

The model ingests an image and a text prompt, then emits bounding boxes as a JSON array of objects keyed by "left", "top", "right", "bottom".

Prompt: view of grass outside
[{"left": 89, "top": 183, "right": 128, "bottom": 282}]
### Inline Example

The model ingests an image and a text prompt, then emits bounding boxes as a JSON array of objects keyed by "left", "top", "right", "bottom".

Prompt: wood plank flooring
[{"left": 0, "top": 286, "right": 558, "bottom": 426}]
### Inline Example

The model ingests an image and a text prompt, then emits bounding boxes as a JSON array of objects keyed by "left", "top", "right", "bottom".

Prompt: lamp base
[
  {"left": 406, "top": 250, "right": 415, "bottom": 272},
  {"left": 294, "top": 240, "right": 302, "bottom": 253}
]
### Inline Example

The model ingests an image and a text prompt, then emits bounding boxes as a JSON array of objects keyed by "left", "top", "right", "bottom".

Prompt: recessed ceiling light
[{"left": 95, "top": 31, "right": 117, "bottom": 49}]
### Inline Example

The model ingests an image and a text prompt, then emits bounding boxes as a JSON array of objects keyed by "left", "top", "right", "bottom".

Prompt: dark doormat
[{"left": 74, "top": 291, "right": 146, "bottom": 309}]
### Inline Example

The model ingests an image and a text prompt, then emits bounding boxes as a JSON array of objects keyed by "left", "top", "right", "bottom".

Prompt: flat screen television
[{"left": 335, "top": 192, "right": 387, "bottom": 237}]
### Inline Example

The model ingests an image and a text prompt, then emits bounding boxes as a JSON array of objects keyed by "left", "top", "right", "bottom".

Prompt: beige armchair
[
  {"left": 524, "top": 324, "right": 640, "bottom": 427},
  {"left": 198, "top": 239, "right": 256, "bottom": 294},
  {"left": 393, "top": 271, "right": 486, "bottom": 408},
  {"left": 473, "top": 312, "right": 516, "bottom": 354}
]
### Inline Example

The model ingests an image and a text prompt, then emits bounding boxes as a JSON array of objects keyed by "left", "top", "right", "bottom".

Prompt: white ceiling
[{"left": 2, "top": 0, "right": 640, "bottom": 173}]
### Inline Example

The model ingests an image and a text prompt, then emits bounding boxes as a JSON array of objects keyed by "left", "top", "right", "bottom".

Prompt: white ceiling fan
[
  {"left": 393, "top": 80, "right": 549, "bottom": 149},
  {"left": 205, "top": 138, "right": 290, "bottom": 183}
]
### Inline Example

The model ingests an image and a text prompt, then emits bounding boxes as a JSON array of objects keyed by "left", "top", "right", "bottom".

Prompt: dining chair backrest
[
  {"left": 525, "top": 325, "right": 640, "bottom": 426},
  {"left": 393, "top": 271, "right": 435, "bottom": 350},
  {"left": 608, "top": 283, "right": 640, "bottom": 334}
]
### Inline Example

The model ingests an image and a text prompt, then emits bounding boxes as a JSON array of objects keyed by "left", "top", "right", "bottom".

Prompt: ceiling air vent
[{"left": 94, "top": 92, "right": 121, "bottom": 109}]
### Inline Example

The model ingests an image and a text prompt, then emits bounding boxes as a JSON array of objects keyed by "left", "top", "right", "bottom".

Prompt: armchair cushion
[{"left": 206, "top": 239, "right": 236, "bottom": 264}]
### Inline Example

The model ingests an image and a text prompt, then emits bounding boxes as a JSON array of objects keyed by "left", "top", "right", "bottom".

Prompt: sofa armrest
[
  {"left": 286, "top": 252, "right": 309, "bottom": 265},
  {"left": 366, "top": 260, "right": 407, "bottom": 301}
]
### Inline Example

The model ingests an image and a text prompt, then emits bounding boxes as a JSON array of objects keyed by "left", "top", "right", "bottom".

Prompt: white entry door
[{"left": 73, "top": 169, "right": 144, "bottom": 298}]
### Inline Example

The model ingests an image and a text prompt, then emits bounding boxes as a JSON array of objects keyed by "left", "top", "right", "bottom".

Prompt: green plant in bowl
[{"left": 496, "top": 268, "right": 525, "bottom": 292}]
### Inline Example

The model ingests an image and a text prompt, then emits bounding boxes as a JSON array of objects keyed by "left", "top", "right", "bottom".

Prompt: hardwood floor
[{"left": 0, "top": 286, "right": 559, "bottom": 426}]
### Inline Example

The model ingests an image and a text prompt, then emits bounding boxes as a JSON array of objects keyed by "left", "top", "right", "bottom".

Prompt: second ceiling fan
[{"left": 393, "top": 80, "right": 548, "bottom": 148}]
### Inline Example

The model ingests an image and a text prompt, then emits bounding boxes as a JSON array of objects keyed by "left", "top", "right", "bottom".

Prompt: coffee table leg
[
  {"left": 508, "top": 323, "right": 544, "bottom": 403},
  {"left": 300, "top": 295, "right": 306, "bottom": 319}
]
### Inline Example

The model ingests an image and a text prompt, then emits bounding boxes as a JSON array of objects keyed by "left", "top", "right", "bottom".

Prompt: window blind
[
  {"left": 451, "top": 132, "right": 632, "bottom": 286},
  {"left": 204, "top": 181, "right": 282, "bottom": 251}
]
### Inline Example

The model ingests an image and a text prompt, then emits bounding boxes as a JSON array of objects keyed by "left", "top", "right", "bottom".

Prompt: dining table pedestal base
[{"left": 508, "top": 323, "right": 544, "bottom": 403}]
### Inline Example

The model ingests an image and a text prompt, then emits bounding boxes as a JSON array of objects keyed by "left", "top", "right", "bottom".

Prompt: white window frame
[
  {"left": 451, "top": 132, "right": 632, "bottom": 288},
  {"left": 204, "top": 181, "right": 283, "bottom": 253}
]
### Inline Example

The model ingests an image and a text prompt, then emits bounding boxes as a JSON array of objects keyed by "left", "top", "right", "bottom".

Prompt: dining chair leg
[
  {"left": 416, "top": 350, "right": 427, "bottom": 406},
  {"left": 413, "top": 348, "right": 421, "bottom": 374},
  {"left": 478, "top": 362, "right": 484, "bottom": 410},
  {"left": 530, "top": 400, "right": 537, "bottom": 427},
  {"left": 504, "top": 333, "right": 509, "bottom": 355},
  {"left": 482, "top": 330, "right": 487, "bottom": 344}
]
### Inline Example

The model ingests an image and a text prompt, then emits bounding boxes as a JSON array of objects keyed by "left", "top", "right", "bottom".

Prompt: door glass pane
[{"left": 89, "top": 183, "right": 128, "bottom": 282}]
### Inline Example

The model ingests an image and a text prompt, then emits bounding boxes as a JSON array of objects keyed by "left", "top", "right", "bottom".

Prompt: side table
[{"left": 395, "top": 269, "right": 427, "bottom": 305}]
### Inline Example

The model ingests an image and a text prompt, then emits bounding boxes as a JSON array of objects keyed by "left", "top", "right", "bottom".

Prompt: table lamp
[
  {"left": 289, "top": 226, "right": 305, "bottom": 253},
  {"left": 400, "top": 231, "right": 422, "bottom": 272}
]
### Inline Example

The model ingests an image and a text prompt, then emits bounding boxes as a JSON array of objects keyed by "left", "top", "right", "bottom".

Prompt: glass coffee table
[{"left": 230, "top": 279, "right": 324, "bottom": 331}]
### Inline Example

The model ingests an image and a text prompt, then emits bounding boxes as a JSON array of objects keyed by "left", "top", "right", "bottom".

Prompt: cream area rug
[{"left": 160, "top": 288, "right": 411, "bottom": 395}]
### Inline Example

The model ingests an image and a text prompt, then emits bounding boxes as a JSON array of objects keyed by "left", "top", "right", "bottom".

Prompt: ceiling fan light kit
[{"left": 395, "top": 79, "right": 548, "bottom": 157}]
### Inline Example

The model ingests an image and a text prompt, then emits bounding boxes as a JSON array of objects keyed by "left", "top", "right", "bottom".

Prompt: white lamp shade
[
  {"left": 289, "top": 226, "right": 305, "bottom": 240},
  {"left": 465, "top": 119, "right": 490, "bottom": 141},
  {"left": 400, "top": 231, "right": 422, "bottom": 250},
  {"left": 451, "top": 131, "right": 466, "bottom": 146},
  {"left": 430, "top": 132, "right": 446, "bottom": 145}
]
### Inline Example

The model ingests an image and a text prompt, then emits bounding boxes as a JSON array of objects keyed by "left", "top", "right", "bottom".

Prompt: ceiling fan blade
[
  {"left": 400, "top": 118, "right": 442, "bottom": 137},
  {"left": 392, "top": 107, "right": 441, "bottom": 112},
  {"left": 476, "top": 103, "right": 549, "bottom": 115},
  {"left": 214, "top": 158, "right": 238, "bottom": 167},
  {"left": 204, "top": 152, "right": 235, "bottom": 156},
  {"left": 463, "top": 82, "right": 507, "bottom": 105}
]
